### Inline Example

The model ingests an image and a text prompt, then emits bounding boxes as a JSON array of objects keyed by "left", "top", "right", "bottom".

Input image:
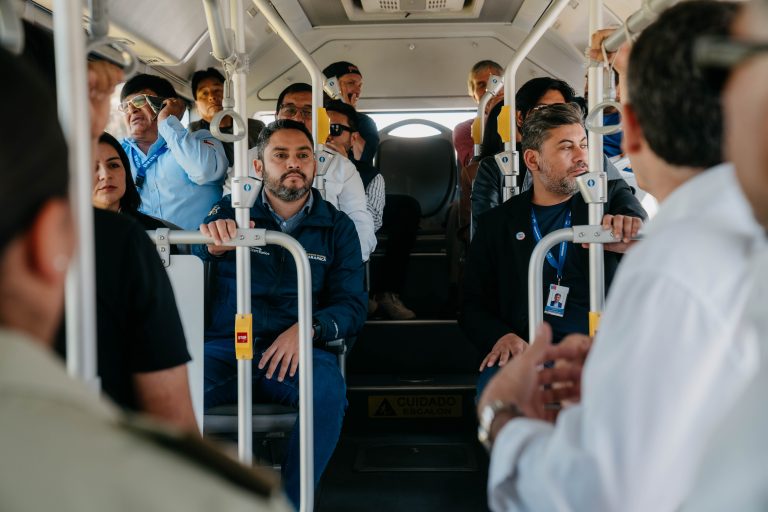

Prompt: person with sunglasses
[
  {"left": 325, "top": 100, "right": 422, "bottom": 320},
  {"left": 476, "top": 3, "right": 765, "bottom": 511},
  {"left": 119, "top": 74, "right": 228, "bottom": 230},
  {"left": 275, "top": 83, "right": 376, "bottom": 261}
]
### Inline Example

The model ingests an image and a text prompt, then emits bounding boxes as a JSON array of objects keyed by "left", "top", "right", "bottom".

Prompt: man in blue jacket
[{"left": 197, "top": 120, "right": 366, "bottom": 509}]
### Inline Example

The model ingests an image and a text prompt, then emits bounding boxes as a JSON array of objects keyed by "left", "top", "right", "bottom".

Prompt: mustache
[{"left": 280, "top": 170, "right": 307, "bottom": 181}]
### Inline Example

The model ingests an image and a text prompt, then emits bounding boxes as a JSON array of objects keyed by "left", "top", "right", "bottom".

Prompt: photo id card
[{"left": 544, "top": 284, "right": 569, "bottom": 317}]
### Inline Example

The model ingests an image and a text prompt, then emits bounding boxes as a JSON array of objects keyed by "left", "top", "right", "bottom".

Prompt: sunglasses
[
  {"left": 278, "top": 104, "right": 313, "bottom": 120},
  {"left": 694, "top": 35, "right": 768, "bottom": 91},
  {"left": 118, "top": 94, "right": 166, "bottom": 113},
  {"left": 329, "top": 123, "right": 355, "bottom": 137}
]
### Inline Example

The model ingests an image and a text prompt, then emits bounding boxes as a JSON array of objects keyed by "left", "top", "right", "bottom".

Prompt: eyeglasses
[
  {"left": 118, "top": 94, "right": 166, "bottom": 113},
  {"left": 694, "top": 35, "right": 768, "bottom": 91},
  {"left": 278, "top": 104, "right": 313, "bottom": 120},
  {"left": 329, "top": 123, "right": 355, "bottom": 137}
]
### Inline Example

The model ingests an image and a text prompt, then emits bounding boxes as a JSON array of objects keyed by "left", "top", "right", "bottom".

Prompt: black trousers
[{"left": 372, "top": 194, "right": 421, "bottom": 294}]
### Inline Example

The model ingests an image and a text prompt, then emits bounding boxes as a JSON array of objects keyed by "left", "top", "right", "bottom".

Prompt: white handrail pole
[
  {"left": 54, "top": 0, "right": 99, "bottom": 391},
  {"left": 503, "top": 0, "right": 571, "bottom": 152}
]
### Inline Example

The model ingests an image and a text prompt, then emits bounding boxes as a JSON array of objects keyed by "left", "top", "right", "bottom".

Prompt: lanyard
[
  {"left": 131, "top": 142, "right": 168, "bottom": 189},
  {"left": 531, "top": 208, "right": 572, "bottom": 283}
]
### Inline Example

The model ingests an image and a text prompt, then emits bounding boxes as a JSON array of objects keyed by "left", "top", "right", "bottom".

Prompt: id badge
[{"left": 544, "top": 284, "right": 569, "bottom": 318}]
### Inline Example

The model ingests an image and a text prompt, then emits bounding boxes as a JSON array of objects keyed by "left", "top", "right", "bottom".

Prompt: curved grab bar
[
  {"left": 86, "top": 37, "right": 138, "bottom": 78},
  {"left": 585, "top": 99, "right": 623, "bottom": 135}
]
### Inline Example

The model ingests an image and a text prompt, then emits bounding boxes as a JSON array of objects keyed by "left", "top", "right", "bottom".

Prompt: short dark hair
[
  {"left": 191, "top": 67, "right": 225, "bottom": 99},
  {"left": 120, "top": 73, "right": 178, "bottom": 101},
  {"left": 324, "top": 100, "right": 359, "bottom": 132},
  {"left": 255, "top": 120, "right": 315, "bottom": 160},
  {"left": 468, "top": 60, "right": 504, "bottom": 95},
  {"left": 276, "top": 83, "right": 312, "bottom": 113},
  {"left": 627, "top": 1, "right": 738, "bottom": 168},
  {"left": 0, "top": 47, "right": 68, "bottom": 255},
  {"left": 98, "top": 132, "right": 141, "bottom": 214},
  {"left": 516, "top": 77, "right": 576, "bottom": 119},
  {"left": 521, "top": 103, "right": 585, "bottom": 152}
]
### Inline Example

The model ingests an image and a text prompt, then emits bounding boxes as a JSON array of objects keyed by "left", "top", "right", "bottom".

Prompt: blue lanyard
[
  {"left": 531, "top": 208, "right": 572, "bottom": 282},
  {"left": 131, "top": 142, "right": 168, "bottom": 188}
]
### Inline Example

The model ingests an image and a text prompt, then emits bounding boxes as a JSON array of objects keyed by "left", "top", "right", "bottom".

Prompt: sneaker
[
  {"left": 368, "top": 297, "right": 378, "bottom": 316},
  {"left": 375, "top": 292, "right": 416, "bottom": 320}
]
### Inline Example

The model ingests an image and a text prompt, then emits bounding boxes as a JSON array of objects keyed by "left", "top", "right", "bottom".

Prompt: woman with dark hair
[{"left": 94, "top": 132, "right": 177, "bottom": 230}]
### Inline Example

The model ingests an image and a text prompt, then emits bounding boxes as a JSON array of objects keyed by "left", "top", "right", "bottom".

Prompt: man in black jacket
[{"left": 460, "top": 103, "right": 646, "bottom": 395}]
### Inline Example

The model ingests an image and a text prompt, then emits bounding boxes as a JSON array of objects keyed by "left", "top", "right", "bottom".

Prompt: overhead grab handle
[
  {"left": 323, "top": 75, "right": 342, "bottom": 101},
  {"left": 0, "top": 0, "right": 24, "bottom": 55},
  {"left": 585, "top": 99, "right": 622, "bottom": 135},
  {"left": 86, "top": 0, "right": 137, "bottom": 76},
  {"left": 210, "top": 77, "right": 246, "bottom": 143}
]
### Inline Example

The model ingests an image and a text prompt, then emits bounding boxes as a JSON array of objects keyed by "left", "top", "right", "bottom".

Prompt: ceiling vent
[
  {"left": 360, "top": 0, "right": 465, "bottom": 13},
  {"left": 342, "top": 0, "right": 482, "bottom": 21}
]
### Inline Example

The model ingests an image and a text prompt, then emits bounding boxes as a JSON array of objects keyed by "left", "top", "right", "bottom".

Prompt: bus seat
[
  {"left": 376, "top": 119, "right": 457, "bottom": 230},
  {"left": 163, "top": 254, "right": 206, "bottom": 432}
]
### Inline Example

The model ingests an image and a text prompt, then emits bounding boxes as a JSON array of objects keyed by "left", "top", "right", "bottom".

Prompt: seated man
[
  {"left": 477, "top": 3, "right": 764, "bottom": 511},
  {"left": 459, "top": 103, "right": 646, "bottom": 396},
  {"left": 189, "top": 67, "right": 266, "bottom": 192},
  {"left": 470, "top": 77, "right": 631, "bottom": 236},
  {"left": 119, "top": 74, "right": 227, "bottom": 230},
  {"left": 324, "top": 100, "right": 420, "bottom": 319},
  {"left": 198, "top": 120, "right": 367, "bottom": 509},
  {"left": 322, "top": 60, "right": 379, "bottom": 165},
  {"left": 276, "top": 83, "right": 376, "bottom": 260},
  {"left": 453, "top": 60, "right": 505, "bottom": 169}
]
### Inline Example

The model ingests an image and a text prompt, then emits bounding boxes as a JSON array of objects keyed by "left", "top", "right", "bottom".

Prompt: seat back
[
  {"left": 376, "top": 119, "right": 457, "bottom": 231},
  {"left": 164, "top": 254, "right": 205, "bottom": 432}
]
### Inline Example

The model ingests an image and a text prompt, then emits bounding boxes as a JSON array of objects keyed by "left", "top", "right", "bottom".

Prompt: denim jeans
[{"left": 204, "top": 338, "right": 347, "bottom": 510}]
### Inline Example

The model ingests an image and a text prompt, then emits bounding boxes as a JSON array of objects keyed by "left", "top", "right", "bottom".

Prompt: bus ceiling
[{"left": 22, "top": 0, "right": 641, "bottom": 110}]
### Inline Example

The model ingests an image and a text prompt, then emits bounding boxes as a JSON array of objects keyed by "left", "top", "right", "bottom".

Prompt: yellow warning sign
[{"left": 368, "top": 395, "right": 463, "bottom": 419}]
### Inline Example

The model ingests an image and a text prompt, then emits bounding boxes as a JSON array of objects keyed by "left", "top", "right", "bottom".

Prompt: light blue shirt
[
  {"left": 121, "top": 116, "right": 228, "bottom": 230},
  {"left": 262, "top": 188, "right": 314, "bottom": 235}
]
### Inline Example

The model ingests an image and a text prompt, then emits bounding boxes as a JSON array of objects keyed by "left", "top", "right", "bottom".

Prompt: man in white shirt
[
  {"left": 476, "top": 3, "right": 766, "bottom": 511},
  {"left": 275, "top": 83, "right": 376, "bottom": 261},
  {"left": 681, "top": 0, "right": 768, "bottom": 509}
]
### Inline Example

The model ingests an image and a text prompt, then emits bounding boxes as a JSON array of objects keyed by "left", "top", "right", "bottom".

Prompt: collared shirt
[
  {"left": 0, "top": 328, "right": 291, "bottom": 512},
  {"left": 488, "top": 163, "right": 765, "bottom": 512},
  {"left": 262, "top": 188, "right": 314, "bottom": 235},
  {"left": 121, "top": 116, "right": 228, "bottom": 230},
  {"left": 320, "top": 148, "right": 376, "bottom": 260},
  {"left": 681, "top": 246, "right": 768, "bottom": 512}
]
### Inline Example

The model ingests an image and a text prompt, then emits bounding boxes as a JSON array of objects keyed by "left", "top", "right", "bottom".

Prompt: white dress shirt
[
  {"left": 318, "top": 149, "right": 377, "bottom": 261},
  {"left": 680, "top": 246, "right": 768, "bottom": 512},
  {"left": 489, "top": 163, "right": 765, "bottom": 512}
]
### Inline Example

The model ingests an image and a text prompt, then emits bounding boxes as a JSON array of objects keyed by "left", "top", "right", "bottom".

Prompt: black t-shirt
[
  {"left": 532, "top": 201, "right": 588, "bottom": 341},
  {"left": 56, "top": 209, "right": 190, "bottom": 410}
]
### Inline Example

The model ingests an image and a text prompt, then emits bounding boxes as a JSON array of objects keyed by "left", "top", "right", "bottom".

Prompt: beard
[
  {"left": 538, "top": 160, "right": 586, "bottom": 196},
  {"left": 264, "top": 168, "right": 312, "bottom": 202}
]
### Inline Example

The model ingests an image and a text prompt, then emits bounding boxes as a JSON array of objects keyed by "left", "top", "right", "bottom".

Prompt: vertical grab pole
[
  {"left": 251, "top": 0, "right": 330, "bottom": 198},
  {"left": 232, "top": 0, "right": 253, "bottom": 465},
  {"left": 499, "top": 0, "right": 571, "bottom": 202},
  {"left": 587, "top": 0, "right": 606, "bottom": 335},
  {"left": 53, "top": 0, "right": 99, "bottom": 391},
  {"left": 266, "top": 233, "right": 314, "bottom": 512}
]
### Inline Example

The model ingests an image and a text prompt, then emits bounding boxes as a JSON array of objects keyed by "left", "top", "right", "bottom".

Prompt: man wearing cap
[
  {"left": 188, "top": 67, "right": 265, "bottom": 170},
  {"left": 323, "top": 61, "right": 379, "bottom": 165},
  {"left": 119, "top": 74, "right": 228, "bottom": 230}
]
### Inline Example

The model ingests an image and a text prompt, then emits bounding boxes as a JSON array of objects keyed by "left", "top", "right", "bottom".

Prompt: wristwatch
[
  {"left": 478, "top": 399, "right": 522, "bottom": 451},
  {"left": 311, "top": 318, "right": 322, "bottom": 342}
]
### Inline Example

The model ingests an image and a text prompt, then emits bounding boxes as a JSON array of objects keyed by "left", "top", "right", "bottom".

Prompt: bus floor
[{"left": 315, "top": 429, "right": 490, "bottom": 511}]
